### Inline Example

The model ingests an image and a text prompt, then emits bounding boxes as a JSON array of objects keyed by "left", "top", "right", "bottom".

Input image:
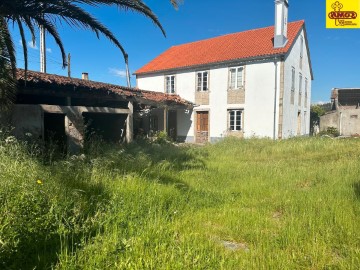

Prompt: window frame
[
  {"left": 165, "top": 75, "right": 176, "bottom": 94},
  {"left": 290, "top": 67, "right": 296, "bottom": 105},
  {"left": 298, "top": 73, "right": 303, "bottom": 106},
  {"left": 196, "top": 71, "right": 209, "bottom": 91},
  {"left": 229, "top": 66, "right": 244, "bottom": 90},
  {"left": 228, "top": 109, "right": 243, "bottom": 131},
  {"left": 291, "top": 67, "right": 296, "bottom": 91},
  {"left": 149, "top": 115, "right": 158, "bottom": 131}
]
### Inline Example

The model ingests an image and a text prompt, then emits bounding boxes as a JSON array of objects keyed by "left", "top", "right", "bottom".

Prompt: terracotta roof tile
[
  {"left": 135, "top": 21, "right": 304, "bottom": 75},
  {"left": 16, "top": 69, "right": 193, "bottom": 107}
]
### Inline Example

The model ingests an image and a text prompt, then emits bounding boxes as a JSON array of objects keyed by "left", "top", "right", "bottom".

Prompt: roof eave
[{"left": 135, "top": 53, "right": 288, "bottom": 77}]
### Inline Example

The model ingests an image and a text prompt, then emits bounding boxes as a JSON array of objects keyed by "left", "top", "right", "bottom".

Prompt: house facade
[{"left": 135, "top": 0, "right": 313, "bottom": 142}]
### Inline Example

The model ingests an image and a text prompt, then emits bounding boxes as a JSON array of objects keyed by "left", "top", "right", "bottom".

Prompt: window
[
  {"left": 197, "top": 71, "right": 209, "bottom": 91},
  {"left": 149, "top": 116, "right": 158, "bottom": 131},
  {"left": 229, "top": 67, "right": 244, "bottom": 89},
  {"left": 165, "top": 75, "right": 175, "bottom": 94},
  {"left": 291, "top": 67, "right": 295, "bottom": 90},
  {"left": 228, "top": 110, "right": 243, "bottom": 131},
  {"left": 291, "top": 67, "right": 295, "bottom": 105}
]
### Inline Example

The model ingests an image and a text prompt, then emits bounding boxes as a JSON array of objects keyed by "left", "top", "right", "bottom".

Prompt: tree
[
  {"left": 310, "top": 104, "right": 327, "bottom": 135},
  {"left": 0, "top": 0, "right": 180, "bottom": 108}
]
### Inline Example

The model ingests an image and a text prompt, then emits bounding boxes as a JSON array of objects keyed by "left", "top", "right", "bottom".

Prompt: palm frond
[
  {"left": 0, "top": 17, "right": 16, "bottom": 77},
  {"left": 16, "top": 18, "right": 28, "bottom": 81}
]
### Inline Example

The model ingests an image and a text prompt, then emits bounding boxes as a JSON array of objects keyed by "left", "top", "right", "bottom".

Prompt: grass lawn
[{"left": 0, "top": 134, "right": 359, "bottom": 269}]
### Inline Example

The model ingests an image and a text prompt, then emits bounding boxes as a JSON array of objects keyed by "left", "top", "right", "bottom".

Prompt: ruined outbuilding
[
  {"left": 320, "top": 88, "right": 360, "bottom": 136},
  {"left": 12, "top": 69, "right": 193, "bottom": 153}
]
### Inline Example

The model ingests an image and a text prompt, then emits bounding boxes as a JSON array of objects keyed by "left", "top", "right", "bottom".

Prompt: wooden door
[{"left": 196, "top": 111, "right": 209, "bottom": 143}]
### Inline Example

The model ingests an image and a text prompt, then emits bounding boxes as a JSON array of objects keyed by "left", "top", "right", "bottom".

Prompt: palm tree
[
  {"left": 0, "top": 0, "right": 180, "bottom": 108},
  {"left": 0, "top": 19, "right": 16, "bottom": 111}
]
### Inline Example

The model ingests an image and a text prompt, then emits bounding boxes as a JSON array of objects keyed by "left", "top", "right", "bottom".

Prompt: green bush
[{"left": 319, "top": 126, "right": 340, "bottom": 137}]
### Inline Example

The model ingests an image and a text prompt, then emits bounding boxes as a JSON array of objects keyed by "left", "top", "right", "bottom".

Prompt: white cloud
[
  {"left": 46, "top": 48, "right": 52, "bottom": 53},
  {"left": 109, "top": 68, "right": 127, "bottom": 78},
  {"left": 27, "top": 41, "right": 38, "bottom": 50},
  {"left": 314, "top": 101, "right": 328, "bottom": 105}
]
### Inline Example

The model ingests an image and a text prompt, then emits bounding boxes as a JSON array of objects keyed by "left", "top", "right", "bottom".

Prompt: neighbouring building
[
  {"left": 12, "top": 69, "right": 192, "bottom": 153},
  {"left": 320, "top": 88, "right": 360, "bottom": 136},
  {"left": 135, "top": 0, "right": 313, "bottom": 143}
]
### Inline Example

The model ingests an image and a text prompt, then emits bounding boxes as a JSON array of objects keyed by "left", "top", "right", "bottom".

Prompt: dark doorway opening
[
  {"left": 83, "top": 113, "right": 127, "bottom": 144},
  {"left": 44, "top": 113, "right": 67, "bottom": 154},
  {"left": 168, "top": 110, "right": 177, "bottom": 141}
]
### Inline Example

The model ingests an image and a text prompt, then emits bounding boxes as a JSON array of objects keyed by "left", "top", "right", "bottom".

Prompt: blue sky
[{"left": 11, "top": 0, "right": 360, "bottom": 103}]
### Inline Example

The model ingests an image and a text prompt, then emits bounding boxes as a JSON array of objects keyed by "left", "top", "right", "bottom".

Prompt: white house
[{"left": 135, "top": 0, "right": 313, "bottom": 143}]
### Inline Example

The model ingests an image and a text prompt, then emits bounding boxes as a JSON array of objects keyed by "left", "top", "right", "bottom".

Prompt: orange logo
[{"left": 327, "top": 1, "right": 358, "bottom": 27}]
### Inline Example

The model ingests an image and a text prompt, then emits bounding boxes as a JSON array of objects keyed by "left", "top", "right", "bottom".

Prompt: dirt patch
[{"left": 220, "top": 240, "right": 249, "bottom": 252}]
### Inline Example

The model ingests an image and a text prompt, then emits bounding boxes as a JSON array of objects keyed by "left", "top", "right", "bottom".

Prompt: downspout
[{"left": 273, "top": 57, "right": 279, "bottom": 140}]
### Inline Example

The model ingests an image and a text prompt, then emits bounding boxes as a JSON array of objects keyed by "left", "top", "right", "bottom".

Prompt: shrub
[{"left": 319, "top": 126, "right": 340, "bottom": 137}]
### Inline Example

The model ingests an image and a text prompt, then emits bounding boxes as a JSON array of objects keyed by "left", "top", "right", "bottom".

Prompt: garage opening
[
  {"left": 44, "top": 113, "right": 67, "bottom": 154},
  {"left": 83, "top": 113, "right": 127, "bottom": 144}
]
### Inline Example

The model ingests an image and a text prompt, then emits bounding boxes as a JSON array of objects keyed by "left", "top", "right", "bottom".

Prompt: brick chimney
[
  {"left": 274, "top": 0, "right": 289, "bottom": 48},
  {"left": 82, "top": 72, "right": 89, "bottom": 80}
]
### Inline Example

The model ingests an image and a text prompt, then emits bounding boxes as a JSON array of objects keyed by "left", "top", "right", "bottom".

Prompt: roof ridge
[
  {"left": 16, "top": 68, "right": 133, "bottom": 91},
  {"left": 170, "top": 20, "right": 304, "bottom": 48}
]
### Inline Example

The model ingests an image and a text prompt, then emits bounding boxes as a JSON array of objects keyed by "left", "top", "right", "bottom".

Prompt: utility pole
[
  {"left": 125, "top": 54, "right": 131, "bottom": 88},
  {"left": 67, "top": 53, "right": 71, "bottom": 78},
  {"left": 40, "top": 25, "right": 46, "bottom": 73}
]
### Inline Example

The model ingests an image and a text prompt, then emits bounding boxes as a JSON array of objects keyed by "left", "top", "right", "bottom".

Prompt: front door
[{"left": 196, "top": 111, "right": 209, "bottom": 143}]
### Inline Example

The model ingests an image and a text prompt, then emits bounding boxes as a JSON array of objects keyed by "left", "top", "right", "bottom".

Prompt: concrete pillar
[
  {"left": 126, "top": 101, "right": 133, "bottom": 143},
  {"left": 65, "top": 109, "right": 84, "bottom": 154}
]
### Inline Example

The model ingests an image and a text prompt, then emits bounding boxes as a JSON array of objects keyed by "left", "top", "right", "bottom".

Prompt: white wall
[
  {"left": 137, "top": 74, "right": 164, "bottom": 93},
  {"left": 137, "top": 60, "right": 278, "bottom": 140},
  {"left": 244, "top": 61, "right": 277, "bottom": 138},
  {"left": 136, "top": 27, "right": 312, "bottom": 141},
  {"left": 283, "top": 28, "right": 312, "bottom": 138},
  {"left": 208, "top": 67, "right": 228, "bottom": 139}
]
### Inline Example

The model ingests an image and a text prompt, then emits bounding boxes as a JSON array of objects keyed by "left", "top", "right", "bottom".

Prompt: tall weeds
[{"left": 0, "top": 133, "right": 359, "bottom": 269}]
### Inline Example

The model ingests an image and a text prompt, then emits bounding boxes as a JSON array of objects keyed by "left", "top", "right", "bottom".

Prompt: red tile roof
[
  {"left": 135, "top": 21, "right": 305, "bottom": 75},
  {"left": 16, "top": 69, "right": 193, "bottom": 107}
]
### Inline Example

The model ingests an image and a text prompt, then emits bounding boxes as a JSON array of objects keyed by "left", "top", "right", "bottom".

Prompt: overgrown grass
[{"left": 0, "top": 133, "right": 359, "bottom": 269}]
